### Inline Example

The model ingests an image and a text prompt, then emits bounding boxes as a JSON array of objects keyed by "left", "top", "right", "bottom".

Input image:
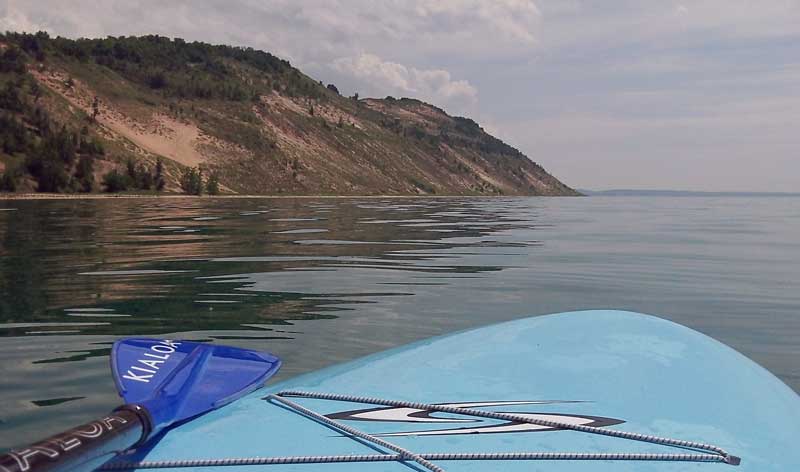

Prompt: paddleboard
[{"left": 117, "top": 310, "right": 800, "bottom": 471}]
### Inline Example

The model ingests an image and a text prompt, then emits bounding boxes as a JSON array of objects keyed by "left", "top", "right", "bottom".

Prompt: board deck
[{"left": 119, "top": 310, "right": 800, "bottom": 471}]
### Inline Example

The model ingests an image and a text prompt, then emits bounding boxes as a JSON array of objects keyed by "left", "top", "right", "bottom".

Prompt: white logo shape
[{"left": 326, "top": 400, "right": 624, "bottom": 437}]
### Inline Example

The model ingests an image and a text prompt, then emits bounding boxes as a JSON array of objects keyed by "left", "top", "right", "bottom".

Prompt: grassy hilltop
[{"left": 0, "top": 32, "right": 578, "bottom": 196}]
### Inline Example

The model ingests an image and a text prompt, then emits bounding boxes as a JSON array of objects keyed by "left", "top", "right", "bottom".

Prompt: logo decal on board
[{"left": 325, "top": 400, "right": 624, "bottom": 437}]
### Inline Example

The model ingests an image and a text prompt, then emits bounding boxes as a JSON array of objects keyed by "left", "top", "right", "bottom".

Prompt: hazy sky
[{"left": 2, "top": 1, "right": 798, "bottom": 191}]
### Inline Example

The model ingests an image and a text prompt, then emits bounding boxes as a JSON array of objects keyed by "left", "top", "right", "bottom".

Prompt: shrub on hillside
[
  {"left": 0, "top": 170, "right": 17, "bottom": 192},
  {"left": 102, "top": 160, "right": 165, "bottom": 193},
  {"left": 102, "top": 169, "right": 129, "bottom": 193},
  {"left": 180, "top": 167, "right": 203, "bottom": 195},
  {"left": 74, "top": 155, "right": 95, "bottom": 192},
  {"left": 206, "top": 172, "right": 220, "bottom": 195}
]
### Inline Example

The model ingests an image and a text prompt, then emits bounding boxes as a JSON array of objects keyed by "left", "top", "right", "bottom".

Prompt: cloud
[
  {"left": 1, "top": 1, "right": 542, "bottom": 59},
  {"left": 0, "top": 4, "right": 44, "bottom": 32},
  {"left": 332, "top": 54, "right": 412, "bottom": 92},
  {"left": 1, "top": 0, "right": 539, "bottom": 113},
  {"left": 536, "top": 0, "right": 800, "bottom": 51},
  {"left": 331, "top": 53, "right": 477, "bottom": 108},
  {"left": 3, "top": 0, "right": 799, "bottom": 190},
  {"left": 498, "top": 88, "right": 800, "bottom": 192},
  {"left": 410, "top": 0, "right": 540, "bottom": 44}
]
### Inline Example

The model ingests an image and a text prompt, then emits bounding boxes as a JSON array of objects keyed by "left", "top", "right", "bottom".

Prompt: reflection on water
[{"left": 1, "top": 196, "right": 799, "bottom": 449}]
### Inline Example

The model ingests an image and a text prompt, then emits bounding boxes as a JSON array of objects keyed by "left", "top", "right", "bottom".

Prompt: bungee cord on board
[{"left": 104, "top": 390, "right": 741, "bottom": 470}]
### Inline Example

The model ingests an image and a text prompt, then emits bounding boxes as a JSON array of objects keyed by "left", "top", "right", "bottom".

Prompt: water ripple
[{"left": 0, "top": 196, "right": 798, "bottom": 449}]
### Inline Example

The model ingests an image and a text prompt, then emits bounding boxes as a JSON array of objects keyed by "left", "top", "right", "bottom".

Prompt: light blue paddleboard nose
[{"left": 114, "top": 311, "right": 800, "bottom": 471}]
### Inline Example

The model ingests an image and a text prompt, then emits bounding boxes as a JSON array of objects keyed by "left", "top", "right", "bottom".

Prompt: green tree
[
  {"left": 0, "top": 47, "right": 26, "bottom": 74},
  {"left": 0, "top": 113, "right": 30, "bottom": 154},
  {"left": 196, "top": 167, "right": 203, "bottom": 194},
  {"left": 30, "top": 80, "right": 42, "bottom": 103},
  {"left": 126, "top": 159, "right": 137, "bottom": 182},
  {"left": 0, "top": 82, "right": 23, "bottom": 112},
  {"left": 91, "top": 96, "right": 100, "bottom": 121},
  {"left": 0, "top": 170, "right": 17, "bottom": 192},
  {"left": 74, "top": 154, "right": 95, "bottom": 192},
  {"left": 154, "top": 158, "right": 166, "bottom": 191},
  {"left": 54, "top": 126, "right": 76, "bottom": 165},
  {"left": 26, "top": 133, "right": 70, "bottom": 192},
  {"left": 136, "top": 164, "right": 154, "bottom": 190},
  {"left": 147, "top": 70, "right": 167, "bottom": 89},
  {"left": 102, "top": 169, "right": 129, "bottom": 192},
  {"left": 77, "top": 127, "right": 104, "bottom": 156},
  {"left": 206, "top": 172, "right": 220, "bottom": 195},
  {"left": 180, "top": 167, "right": 202, "bottom": 195},
  {"left": 29, "top": 157, "right": 68, "bottom": 192}
]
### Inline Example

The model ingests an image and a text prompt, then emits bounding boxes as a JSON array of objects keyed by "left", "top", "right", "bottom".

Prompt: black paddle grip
[{"left": 0, "top": 405, "right": 149, "bottom": 472}]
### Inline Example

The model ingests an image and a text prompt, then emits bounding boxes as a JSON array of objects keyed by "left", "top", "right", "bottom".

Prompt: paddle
[{"left": 0, "top": 338, "right": 281, "bottom": 472}]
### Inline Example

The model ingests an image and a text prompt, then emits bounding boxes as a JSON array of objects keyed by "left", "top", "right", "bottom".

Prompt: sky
[{"left": 1, "top": 0, "right": 798, "bottom": 191}]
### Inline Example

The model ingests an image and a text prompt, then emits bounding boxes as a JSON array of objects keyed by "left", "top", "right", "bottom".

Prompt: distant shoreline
[
  {"left": 0, "top": 193, "right": 562, "bottom": 200},
  {"left": 4, "top": 191, "right": 800, "bottom": 200},
  {"left": 580, "top": 189, "right": 800, "bottom": 197},
  {"left": 3, "top": 191, "right": 797, "bottom": 200}
]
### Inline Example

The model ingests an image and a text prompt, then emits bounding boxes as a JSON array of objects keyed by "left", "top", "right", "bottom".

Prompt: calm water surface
[{"left": 1, "top": 196, "right": 798, "bottom": 449}]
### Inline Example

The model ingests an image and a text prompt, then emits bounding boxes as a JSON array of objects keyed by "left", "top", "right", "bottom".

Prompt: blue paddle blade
[{"left": 111, "top": 338, "right": 281, "bottom": 433}]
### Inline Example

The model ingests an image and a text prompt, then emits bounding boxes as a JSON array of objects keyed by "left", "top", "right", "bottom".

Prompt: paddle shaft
[{"left": 0, "top": 406, "right": 149, "bottom": 472}]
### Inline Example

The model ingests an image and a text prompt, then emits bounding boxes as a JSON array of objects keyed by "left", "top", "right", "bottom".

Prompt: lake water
[{"left": 1, "top": 196, "right": 798, "bottom": 450}]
